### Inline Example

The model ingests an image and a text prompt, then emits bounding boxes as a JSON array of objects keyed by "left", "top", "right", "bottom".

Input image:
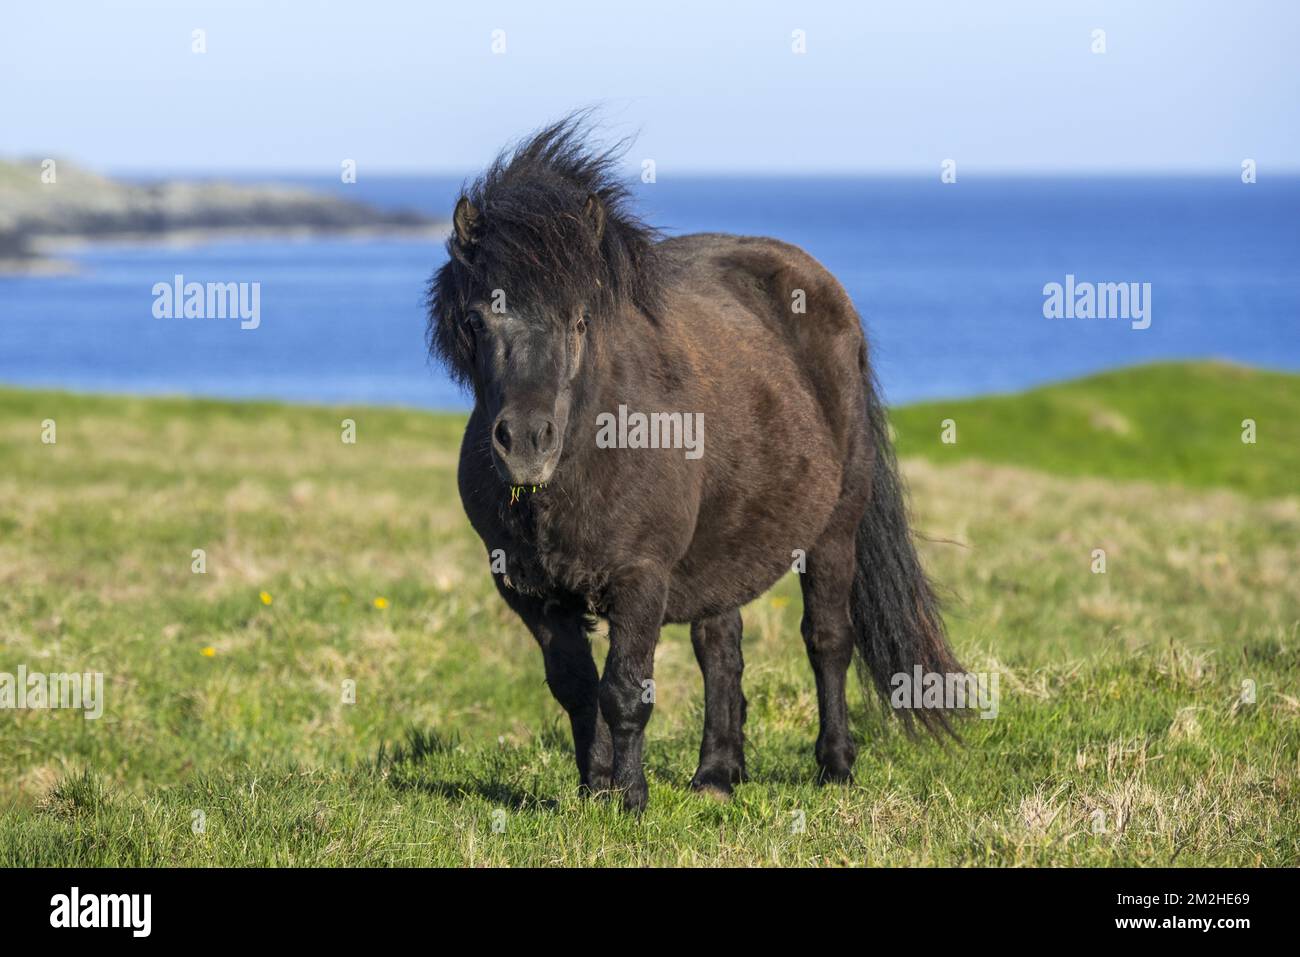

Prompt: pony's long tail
[{"left": 851, "top": 371, "right": 963, "bottom": 738}]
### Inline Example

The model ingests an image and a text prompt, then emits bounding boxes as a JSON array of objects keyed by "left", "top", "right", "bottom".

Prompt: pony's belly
[{"left": 663, "top": 472, "right": 841, "bottom": 622}]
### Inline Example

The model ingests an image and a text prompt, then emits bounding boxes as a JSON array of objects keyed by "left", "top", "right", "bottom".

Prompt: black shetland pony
[{"left": 428, "top": 118, "right": 961, "bottom": 811}]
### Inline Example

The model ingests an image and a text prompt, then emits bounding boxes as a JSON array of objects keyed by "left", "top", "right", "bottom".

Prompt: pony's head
[{"left": 428, "top": 115, "right": 661, "bottom": 486}]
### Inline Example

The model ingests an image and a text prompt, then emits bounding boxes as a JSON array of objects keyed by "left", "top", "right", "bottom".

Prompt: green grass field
[{"left": 0, "top": 360, "right": 1296, "bottom": 866}]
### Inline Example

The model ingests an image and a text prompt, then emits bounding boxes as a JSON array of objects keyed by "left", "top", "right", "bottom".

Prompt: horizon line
[
  {"left": 4, "top": 358, "right": 1296, "bottom": 416},
  {"left": 96, "top": 165, "right": 1300, "bottom": 181}
]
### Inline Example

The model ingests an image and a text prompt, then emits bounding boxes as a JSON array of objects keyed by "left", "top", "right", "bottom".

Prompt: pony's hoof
[
  {"left": 816, "top": 764, "right": 855, "bottom": 786},
  {"left": 616, "top": 777, "right": 649, "bottom": 813},
  {"left": 690, "top": 763, "right": 744, "bottom": 799},
  {"left": 815, "top": 740, "right": 857, "bottom": 785},
  {"left": 580, "top": 768, "right": 613, "bottom": 797},
  {"left": 690, "top": 778, "right": 733, "bottom": 802}
]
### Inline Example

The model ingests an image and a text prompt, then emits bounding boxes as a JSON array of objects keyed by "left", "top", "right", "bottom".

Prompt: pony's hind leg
[
  {"left": 689, "top": 609, "right": 747, "bottom": 797},
  {"left": 800, "top": 526, "right": 861, "bottom": 784}
]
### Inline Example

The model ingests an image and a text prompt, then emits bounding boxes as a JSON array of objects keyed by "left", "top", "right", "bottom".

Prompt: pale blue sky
[{"left": 3, "top": 0, "right": 1296, "bottom": 174}]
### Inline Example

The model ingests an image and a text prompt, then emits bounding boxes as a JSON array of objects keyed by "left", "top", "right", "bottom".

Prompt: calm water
[{"left": 2, "top": 175, "right": 1297, "bottom": 409}]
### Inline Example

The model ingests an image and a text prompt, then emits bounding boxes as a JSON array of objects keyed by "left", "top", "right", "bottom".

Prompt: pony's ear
[
  {"left": 453, "top": 196, "right": 480, "bottom": 247},
  {"left": 584, "top": 193, "right": 606, "bottom": 245}
]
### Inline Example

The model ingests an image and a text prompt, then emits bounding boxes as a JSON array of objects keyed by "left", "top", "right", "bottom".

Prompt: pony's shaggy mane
[{"left": 427, "top": 114, "right": 663, "bottom": 386}]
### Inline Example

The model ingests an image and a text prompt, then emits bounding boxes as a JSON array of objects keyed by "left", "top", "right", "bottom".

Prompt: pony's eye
[
  {"left": 576, "top": 312, "right": 589, "bottom": 335},
  {"left": 465, "top": 310, "right": 484, "bottom": 331}
]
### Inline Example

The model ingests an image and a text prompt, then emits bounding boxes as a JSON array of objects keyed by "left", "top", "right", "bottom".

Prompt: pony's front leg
[
  {"left": 599, "top": 565, "right": 669, "bottom": 812},
  {"left": 494, "top": 582, "right": 612, "bottom": 793}
]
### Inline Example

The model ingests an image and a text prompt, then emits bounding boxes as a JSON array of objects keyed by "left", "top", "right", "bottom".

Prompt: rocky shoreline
[{"left": 0, "top": 159, "right": 444, "bottom": 274}]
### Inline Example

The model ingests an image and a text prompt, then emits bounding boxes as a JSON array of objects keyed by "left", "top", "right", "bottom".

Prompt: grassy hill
[
  {"left": 0, "top": 361, "right": 1295, "bottom": 866},
  {"left": 891, "top": 361, "right": 1299, "bottom": 499}
]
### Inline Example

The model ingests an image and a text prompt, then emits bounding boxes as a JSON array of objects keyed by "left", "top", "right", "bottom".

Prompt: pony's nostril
[
  {"left": 535, "top": 419, "right": 557, "bottom": 455},
  {"left": 493, "top": 418, "right": 513, "bottom": 453}
]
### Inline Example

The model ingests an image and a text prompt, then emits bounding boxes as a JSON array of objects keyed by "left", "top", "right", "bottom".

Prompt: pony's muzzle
[{"left": 491, "top": 409, "right": 560, "bottom": 484}]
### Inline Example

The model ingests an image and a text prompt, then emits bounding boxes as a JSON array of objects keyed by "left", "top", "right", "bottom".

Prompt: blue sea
[{"left": 2, "top": 175, "right": 1297, "bottom": 409}]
